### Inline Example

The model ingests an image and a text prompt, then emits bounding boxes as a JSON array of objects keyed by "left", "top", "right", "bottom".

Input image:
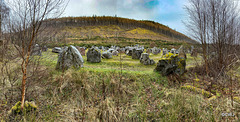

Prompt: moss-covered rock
[
  {"left": 154, "top": 53, "right": 186, "bottom": 76},
  {"left": 8, "top": 101, "right": 38, "bottom": 115}
]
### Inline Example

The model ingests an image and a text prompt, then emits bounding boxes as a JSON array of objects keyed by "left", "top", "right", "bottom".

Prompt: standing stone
[
  {"left": 76, "top": 46, "right": 86, "bottom": 56},
  {"left": 177, "top": 45, "right": 187, "bottom": 59},
  {"left": 52, "top": 47, "right": 62, "bottom": 53},
  {"left": 162, "top": 48, "right": 168, "bottom": 56},
  {"left": 191, "top": 48, "right": 198, "bottom": 57},
  {"left": 56, "top": 45, "right": 84, "bottom": 70},
  {"left": 152, "top": 47, "right": 161, "bottom": 55},
  {"left": 170, "top": 48, "right": 176, "bottom": 54},
  {"left": 119, "top": 48, "right": 125, "bottom": 53},
  {"left": 42, "top": 45, "right": 48, "bottom": 52},
  {"left": 31, "top": 44, "right": 42, "bottom": 56},
  {"left": 154, "top": 54, "right": 186, "bottom": 76},
  {"left": 126, "top": 48, "right": 133, "bottom": 56},
  {"left": 112, "top": 50, "right": 119, "bottom": 56},
  {"left": 146, "top": 48, "right": 152, "bottom": 54},
  {"left": 132, "top": 49, "right": 143, "bottom": 59},
  {"left": 140, "top": 53, "right": 155, "bottom": 65},
  {"left": 191, "top": 46, "right": 194, "bottom": 53},
  {"left": 102, "top": 51, "right": 113, "bottom": 59},
  {"left": 87, "top": 48, "right": 101, "bottom": 63},
  {"left": 108, "top": 49, "right": 115, "bottom": 53}
]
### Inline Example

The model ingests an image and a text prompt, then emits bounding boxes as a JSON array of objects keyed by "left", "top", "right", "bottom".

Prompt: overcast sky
[{"left": 63, "top": 0, "right": 188, "bottom": 34}]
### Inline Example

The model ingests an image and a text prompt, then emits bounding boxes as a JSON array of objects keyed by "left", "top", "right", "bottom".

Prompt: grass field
[{"left": 0, "top": 48, "right": 239, "bottom": 121}]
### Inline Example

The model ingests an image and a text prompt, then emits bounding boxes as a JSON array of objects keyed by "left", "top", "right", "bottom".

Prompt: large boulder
[
  {"left": 154, "top": 53, "right": 186, "bottom": 76},
  {"left": 52, "top": 47, "right": 62, "bottom": 53},
  {"left": 56, "top": 45, "right": 84, "bottom": 70},
  {"left": 102, "top": 51, "right": 113, "bottom": 59},
  {"left": 87, "top": 48, "right": 101, "bottom": 63},
  {"left": 132, "top": 49, "right": 143, "bottom": 59},
  {"left": 31, "top": 44, "right": 42, "bottom": 56},
  {"left": 140, "top": 53, "right": 155, "bottom": 65}
]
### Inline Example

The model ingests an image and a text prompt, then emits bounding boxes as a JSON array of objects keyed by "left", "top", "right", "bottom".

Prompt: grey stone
[
  {"left": 108, "top": 49, "right": 115, "bottom": 53},
  {"left": 177, "top": 45, "right": 187, "bottom": 59},
  {"left": 102, "top": 51, "right": 113, "bottom": 59},
  {"left": 126, "top": 48, "right": 133, "bottom": 56},
  {"left": 140, "top": 53, "right": 155, "bottom": 65},
  {"left": 56, "top": 45, "right": 84, "bottom": 70},
  {"left": 146, "top": 48, "right": 152, "bottom": 54},
  {"left": 112, "top": 50, "right": 119, "bottom": 56},
  {"left": 152, "top": 47, "right": 161, "bottom": 55},
  {"left": 162, "top": 48, "right": 168, "bottom": 55},
  {"left": 42, "top": 45, "right": 48, "bottom": 52},
  {"left": 154, "top": 54, "right": 186, "bottom": 76},
  {"left": 119, "top": 48, "right": 125, "bottom": 53},
  {"left": 170, "top": 48, "right": 176, "bottom": 54},
  {"left": 76, "top": 46, "right": 86, "bottom": 56},
  {"left": 52, "top": 47, "right": 62, "bottom": 53},
  {"left": 31, "top": 44, "right": 42, "bottom": 56},
  {"left": 87, "top": 47, "right": 101, "bottom": 63},
  {"left": 132, "top": 49, "right": 143, "bottom": 59}
]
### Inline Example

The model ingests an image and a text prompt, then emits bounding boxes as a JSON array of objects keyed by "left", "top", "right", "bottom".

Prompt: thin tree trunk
[{"left": 21, "top": 28, "right": 35, "bottom": 109}]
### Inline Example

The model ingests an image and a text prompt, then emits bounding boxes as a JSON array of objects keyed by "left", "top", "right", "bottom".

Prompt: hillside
[{"left": 41, "top": 16, "right": 198, "bottom": 47}]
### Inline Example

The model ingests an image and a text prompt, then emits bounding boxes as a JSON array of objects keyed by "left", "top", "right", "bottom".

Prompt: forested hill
[{"left": 45, "top": 16, "right": 197, "bottom": 44}]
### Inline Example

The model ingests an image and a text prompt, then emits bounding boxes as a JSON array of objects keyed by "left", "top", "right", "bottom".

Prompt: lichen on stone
[{"left": 155, "top": 52, "right": 186, "bottom": 76}]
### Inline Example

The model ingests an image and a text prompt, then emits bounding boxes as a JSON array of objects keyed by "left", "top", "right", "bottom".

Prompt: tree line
[{"left": 43, "top": 16, "right": 197, "bottom": 44}]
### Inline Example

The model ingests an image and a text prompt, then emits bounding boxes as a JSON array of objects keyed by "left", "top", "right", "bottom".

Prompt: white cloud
[{"left": 62, "top": 0, "right": 188, "bottom": 34}]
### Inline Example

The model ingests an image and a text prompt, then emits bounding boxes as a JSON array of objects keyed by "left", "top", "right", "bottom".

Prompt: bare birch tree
[
  {"left": 5, "top": 0, "right": 67, "bottom": 109},
  {"left": 185, "top": 0, "right": 240, "bottom": 77}
]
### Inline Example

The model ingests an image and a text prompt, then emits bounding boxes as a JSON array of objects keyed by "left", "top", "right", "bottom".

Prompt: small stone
[
  {"left": 140, "top": 53, "right": 155, "bottom": 65},
  {"left": 42, "top": 45, "right": 48, "bottom": 52},
  {"left": 31, "top": 44, "right": 42, "bottom": 56},
  {"left": 52, "top": 47, "right": 62, "bottom": 53},
  {"left": 112, "top": 50, "right": 119, "bottom": 56},
  {"left": 152, "top": 47, "right": 161, "bottom": 55},
  {"left": 102, "top": 51, "right": 113, "bottom": 59}
]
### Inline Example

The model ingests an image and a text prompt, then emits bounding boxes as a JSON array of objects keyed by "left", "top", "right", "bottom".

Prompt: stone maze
[{"left": 33, "top": 44, "right": 193, "bottom": 76}]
